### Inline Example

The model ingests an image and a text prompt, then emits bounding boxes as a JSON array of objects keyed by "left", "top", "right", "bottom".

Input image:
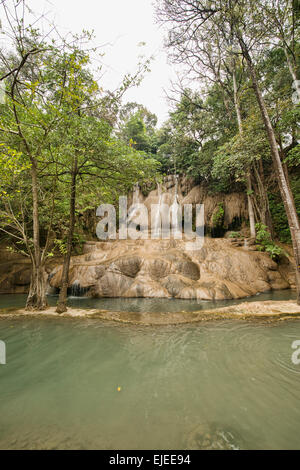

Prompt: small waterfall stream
[
  {"left": 153, "top": 182, "right": 163, "bottom": 237},
  {"left": 170, "top": 175, "right": 182, "bottom": 236},
  {"left": 127, "top": 183, "right": 141, "bottom": 228},
  {"left": 133, "top": 182, "right": 139, "bottom": 205},
  {"left": 68, "top": 281, "right": 88, "bottom": 298},
  {"left": 128, "top": 175, "right": 183, "bottom": 238}
]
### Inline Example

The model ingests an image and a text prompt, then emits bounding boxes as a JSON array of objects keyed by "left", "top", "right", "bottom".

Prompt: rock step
[{"left": 229, "top": 237, "right": 256, "bottom": 248}]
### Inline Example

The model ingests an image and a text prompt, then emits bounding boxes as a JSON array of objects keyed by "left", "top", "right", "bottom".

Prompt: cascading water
[
  {"left": 68, "top": 280, "right": 88, "bottom": 298},
  {"left": 128, "top": 176, "right": 183, "bottom": 238},
  {"left": 152, "top": 177, "right": 183, "bottom": 238},
  {"left": 170, "top": 175, "right": 182, "bottom": 237},
  {"left": 133, "top": 182, "right": 139, "bottom": 205},
  {"left": 153, "top": 182, "right": 163, "bottom": 237},
  {"left": 128, "top": 183, "right": 140, "bottom": 224}
]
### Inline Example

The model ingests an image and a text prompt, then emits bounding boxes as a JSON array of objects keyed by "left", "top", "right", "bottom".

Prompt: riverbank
[{"left": 1, "top": 300, "right": 300, "bottom": 325}]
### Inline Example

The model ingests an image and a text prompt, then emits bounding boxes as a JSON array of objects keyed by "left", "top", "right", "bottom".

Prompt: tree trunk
[
  {"left": 238, "top": 37, "right": 300, "bottom": 303},
  {"left": 232, "top": 64, "right": 243, "bottom": 132},
  {"left": 25, "top": 161, "right": 48, "bottom": 310},
  {"left": 56, "top": 156, "right": 78, "bottom": 313},
  {"left": 220, "top": 85, "right": 232, "bottom": 120},
  {"left": 283, "top": 47, "right": 300, "bottom": 103},
  {"left": 232, "top": 63, "right": 256, "bottom": 238},
  {"left": 26, "top": 262, "right": 48, "bottom": 310},
  {"left": 253, "top": 160, "right": 274, "bottom": 237},
  {"left": 246, "top": 173, "right": 256, "bottom": 239}
]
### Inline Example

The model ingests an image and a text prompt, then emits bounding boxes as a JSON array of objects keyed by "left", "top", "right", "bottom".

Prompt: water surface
[
  {"left": 0, "top": 312, "right": 300, "bottom": 449},
  {"left": 0, "top": 289, "right": 296, "bottom": 312}
]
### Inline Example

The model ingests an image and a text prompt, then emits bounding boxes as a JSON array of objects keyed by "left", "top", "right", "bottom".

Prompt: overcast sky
[{"left": 23, "top": 0, "right": 178, "bottom": 125}]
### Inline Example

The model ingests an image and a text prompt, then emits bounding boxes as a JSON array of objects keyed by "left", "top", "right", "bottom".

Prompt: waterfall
[
  {"left": 152, "top": 177, "right": 182, "bottom": 238},
  {"left": 170, "top": 175, "right": 182, "bottom": 237},
  {"left": 174, "top": 175, "right": 178, "bottom": 203},
  {"left": 128, "top": 183, "right": 140, "bottom": 223},
  {"left": 68, "top": 280, "right": 88, "bottom": 297},
  {"left": 153, "top": 182, "right": 163, "bottom": 237},
  {"left": 133, "top": 182, "right": 139, "bottom": 204}
]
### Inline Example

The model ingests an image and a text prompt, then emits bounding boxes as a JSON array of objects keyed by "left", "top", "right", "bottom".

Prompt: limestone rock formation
[
  {"left": 0, "top": 248, "right": 31, "bottom": 294},
  {"left": 128, "top": 176, "right": 249, "bottom": 234},
  {"left": 49, "top": 238, "right": 292, "bottom": 300},
  {"left": 0, "top": 176, "right": 295, "bottom": 299}
]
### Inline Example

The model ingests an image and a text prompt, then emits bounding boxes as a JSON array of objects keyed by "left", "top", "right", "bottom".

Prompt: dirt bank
[{"left": 1, "top": 300, "right": 300, "bottom": 325}]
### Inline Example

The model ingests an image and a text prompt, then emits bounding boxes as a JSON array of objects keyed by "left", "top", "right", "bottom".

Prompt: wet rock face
[
  {"left": 0, "top": 250, "right": 62, "bottom": 295},
  {"left": 115, "top": 256, "right": 142, "bottom": 278},
  {"left": 146, "top": 258, "right": 171, "bottom": 280},
  {"left": 0, "top": 262, "right": 31, "bottom": 294},
  {"left": 161, "top": 275, "right": 190, "bottom": 297},
  {"left": 174, "top": 259, "right": 200, "bottom": 280},
  {"left": 48, "top": 238, "right": 293, "bottom": 301}
]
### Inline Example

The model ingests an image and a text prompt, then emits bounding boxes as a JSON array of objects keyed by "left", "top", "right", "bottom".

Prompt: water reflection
[{"left": 0, "top": 289, "right": 296, "bottom": 313}]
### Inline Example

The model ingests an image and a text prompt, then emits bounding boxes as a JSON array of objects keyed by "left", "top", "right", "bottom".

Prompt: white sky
[{"left": 22, "top": 0, "right": 178, "bottom": 125}]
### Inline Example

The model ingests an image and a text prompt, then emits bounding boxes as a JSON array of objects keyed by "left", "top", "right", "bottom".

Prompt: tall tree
[
  {"left": 157, "top": 0, "right": 300, "bottom": 303},
  {"left": 0, "top": 1, "right": 158, "bottom": 311},
  {"left": 158, "top": 3, "right": 258, "bottom": 235}
]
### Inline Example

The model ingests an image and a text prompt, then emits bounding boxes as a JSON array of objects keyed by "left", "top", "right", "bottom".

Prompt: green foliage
[
  {"left": 118, "top": 103, "right": 158, "bottom": 154},
  {"left": 0, "top": 18, "right": 160, "bottom": 258},
  {"left": 255, "top": 223, "right": 286, "bottom": 260},
  {"left": 228, "top": 231, "right": 241, "bottom": 238},
  {"left": 52, "top": 232, "right": 85, "bottom": 256},
  {"left": 268, "top": 174, "right": 300, "bottom": 243},
  {"left": 212, "top": 203, "right": 224, "bottom": 227},
  {"left": 284, "top": 145, "right": 300, "bottom": 167},
  {"left": 212, "top": 108, "right": 272, "bottom": 191},
  {"left": 154, "top": 86, "right": 237, "bottom": 182},
  {"left": 154, "top": 0, "right": 300, "bottom": 253},
  {"left": 53, "top": 238, "right": 67, "bottom": 256},
  {"left": 0, "top": 0, "right": 299, "bottom": 272},
  {"left": 265, "top": 244, "right": 284, "bottom": 260}
]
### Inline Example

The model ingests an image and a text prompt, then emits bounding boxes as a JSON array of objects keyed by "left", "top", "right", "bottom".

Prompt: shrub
[
  {"left": 228, "top": 231, "right": 241, "bottom": 238},
  {"left": 212, "top": 203, "right": 224, "bottom": 227},
  {"left": 255, "top": 223, "right": 286, "bottom": 261}
]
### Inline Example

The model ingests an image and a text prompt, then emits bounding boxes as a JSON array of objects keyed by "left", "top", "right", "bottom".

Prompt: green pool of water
[
  {"left": 0, "top": 310, "right": 300, "bottom": 449},
  {"left": 0, "top": 289, "right": 296, "bottom": 312}
]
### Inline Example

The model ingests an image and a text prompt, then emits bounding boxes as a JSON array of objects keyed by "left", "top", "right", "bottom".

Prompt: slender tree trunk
[
  {"left": 232, "top": 65, "right": 242, "bottom": 132},
  {"left": 56, "top": 155, "right": 78, "bottom": 313},
  {"left": 232, "top": 63, "right": 256, "bottom": 238},
  {"left": 238, "top": 37, "right": 300, "bottom": 303},
  {"left": 246, "top": 174, "right": 256, "bottom": 239},
  {"left": 253, "top": 160, "right": 274, "bottom": 237},
  {"left": 283, "top": 47, "right": 300, "bottom": 102},
  {"left": 220, "top": 85, "right": 232, "bottom": 120},
  {"left": 26, "top": 161, "right": 48, "bottom": 310}
]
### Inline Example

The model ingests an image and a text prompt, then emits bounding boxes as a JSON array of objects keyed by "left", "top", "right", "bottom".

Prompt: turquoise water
[
  {"left": 0, "top": 288, "right": 296, "bottom": 312},
  {"left": 0, "top": 303, "right": 300, "bottom": 449}
]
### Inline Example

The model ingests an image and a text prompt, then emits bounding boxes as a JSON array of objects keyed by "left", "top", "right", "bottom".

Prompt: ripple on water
[
  {"left": 185, "top": 421, "right": 247, "bottom": 450},
  {"left": 0, "top": 316, "right": 300, "bottom": 449}
]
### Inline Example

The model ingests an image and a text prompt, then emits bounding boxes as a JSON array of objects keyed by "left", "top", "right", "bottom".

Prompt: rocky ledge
[
  {"left": 1, "top": 300, "right": 300, "bottom": 325},
  {"left": 48, "top": 237, "right": 295, "bottom": 301}
]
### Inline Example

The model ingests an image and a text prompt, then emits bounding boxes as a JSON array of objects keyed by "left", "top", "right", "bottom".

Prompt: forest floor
[{"left": 1, "top": 300, "right": 300, "bottom": 325}]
